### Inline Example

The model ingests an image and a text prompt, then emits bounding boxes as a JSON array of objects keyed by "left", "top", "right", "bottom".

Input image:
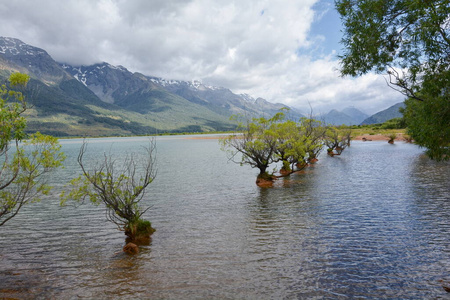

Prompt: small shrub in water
[{"left": 126, "top": 219, "right": 155, "bottom": 239}]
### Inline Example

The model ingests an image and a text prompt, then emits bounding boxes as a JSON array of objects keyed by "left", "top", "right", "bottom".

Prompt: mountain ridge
[
  {"left": 0, "top": 36, "right": 302, "bottom": 136},
  {"left": 361, "top": 102, "right": 405, "bottom": 125},
  {"left": 1, "top": 36, "right": 403, "bottom": 135},
  {"left": 321, "top": 107, "right": 369, "bottom": 126}
]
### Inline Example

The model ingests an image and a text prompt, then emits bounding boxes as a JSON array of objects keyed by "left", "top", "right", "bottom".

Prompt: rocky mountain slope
[
  {"left": 1, "top": 37, "right": 302, "bottom": 136},
  {"left": 321, "top": 107, "right": 369, "bottom": 126},
  {"left": 361, "top": 102, "right": 405, "bottom": 125}
]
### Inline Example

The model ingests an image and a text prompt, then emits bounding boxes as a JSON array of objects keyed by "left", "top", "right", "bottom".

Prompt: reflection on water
[{"left": 1, "top": 137, "right": 449, "bottom": 298}]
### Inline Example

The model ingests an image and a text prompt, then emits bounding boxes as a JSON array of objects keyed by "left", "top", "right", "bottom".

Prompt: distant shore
[
  {"left": 185, "top": 132, "right": 407, "bottom": 141},
  {"left": 352, "top": 133, "right": 406, "bottom": 141}
]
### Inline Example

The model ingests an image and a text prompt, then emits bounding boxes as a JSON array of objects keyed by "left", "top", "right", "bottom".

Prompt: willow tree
[
  {"left": 220, "top": 111, "right": 325, "bottom": 186},
  {"left": 273, "top": 117, "right": 325, "bottom": 174},
  {"left": 220, "top": 113, "right": 281, "bottom": 186},
  {"left": 324, "top": 127, "right": 352, "bottom": 156},
  {"left": 336, "top": 0, "right": 450, "bottom": 159},
  {"left": 273, "top": 119, "right": 308, "bottom": 174},
  {"left": 0, "top": 73, "right": 65, "bottom": 226},
  {"left": 61, "top": 139, "right": 156, "bottom": 243},
  {"left": 299, "top": 117, "right": 327, "bottom": 162}
]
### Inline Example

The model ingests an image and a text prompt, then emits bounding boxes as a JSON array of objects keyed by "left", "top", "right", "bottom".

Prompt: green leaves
[
  {"left": 336, "top": 0, "right": 449, "bottom": 159},
  {"left": 337, "top": 0, "right": 449, "bottom": 78},
  {"left": 221, "top": 111, "right": 326, "bottom": 181},
  {"left": 9, "top": 73, "right": 30, "bottom": 88},
  {"left": 0, "top": 74, "right": 29, "bottom": 151},
  {"left": 323, "top": 126, "right": 352, "bottom": 156},
  {"left": 1, "top": 74, "right": 65, "bottom": 226},
  {"left": 403, "top": 84, "right": 450, "bottom": 160},
  {"left": 60, "top": 176, "right": 98, "bottom": 206},
  {"left": 61, "top": 139, "right": 156, "bottom": 234}
]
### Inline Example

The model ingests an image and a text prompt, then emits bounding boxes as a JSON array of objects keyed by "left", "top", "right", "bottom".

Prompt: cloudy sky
[{"left": 0, "top": 0, "right": 404, "bottom": 114}]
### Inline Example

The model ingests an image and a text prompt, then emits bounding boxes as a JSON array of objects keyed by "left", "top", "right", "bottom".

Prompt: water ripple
[{"left": 0, "top": 139, "right": 449, "bottom": 299}]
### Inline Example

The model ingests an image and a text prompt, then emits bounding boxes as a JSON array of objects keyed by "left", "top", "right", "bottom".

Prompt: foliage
[
  {"left": 126, "top": 218, "right": 155, "bottom": 240},
  {"left": 336, "top": 0, "right": 449, "bottom": 99},
  {"left": 336, "top": 0, "right": 449, "bottom": 159},
  {"left": 220, "top": 113, "right": 281, "bottom": 177},
  {"left": 323, "top": 127, "right": 352, "bottom": 156},
  {"left": 0, "top": 74, "right": 65, "bottom": 226},
  {"left": 273, "top": 119, "right": 307, "bottom": 173},
  {"left": 0, "top": 74, "right": 28, "bottom": 149},
  {"left": 379, "top": 118, "right": 406, "bottom": 129},
  {"left": 386, "top": 133, "right": 398, "bottom": 143},
  {"left": 220, "top": 111, "right": 325, "bottom": 183},
  {"left": 60, "top": 139, "right": 157, "bottom": 239},
  {"left": 299, "top": 117, "right": 327, "bottom": 161},
  {"left": 402, "top": 92, "right": 450, "bottom": 159},
  {"left": 273, "top": 116, "right": 326, "bottom": 172}
]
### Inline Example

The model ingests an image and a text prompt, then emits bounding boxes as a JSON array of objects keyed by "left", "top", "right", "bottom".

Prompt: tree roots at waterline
[
  {"left": 122, "top": 219, "right": 156, "bottom": 253},
  {"left": 255, "top": 163, "right": 312, "bottom": 187},
  {"left": 256, "top": 173, "right": 275, "bottom": 187},
  {"left": 123, "top": 242, "right": 139, "bottom": 255}
]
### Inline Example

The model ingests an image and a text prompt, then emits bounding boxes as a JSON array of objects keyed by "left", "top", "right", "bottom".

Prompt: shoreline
[
  {"left": 186, "top": 132, "right": 407, "bottom": 141},
  {"left": 56, "top": 132, "right": 408, "bottom": 142},
  {"left": 352, "top": 133, "right": 406, "bottom": 141}
]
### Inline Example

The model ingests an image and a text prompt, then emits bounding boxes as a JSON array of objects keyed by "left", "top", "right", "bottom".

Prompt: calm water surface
[{"left": 1, "top": 136, "right": 449, "bottom": 299}]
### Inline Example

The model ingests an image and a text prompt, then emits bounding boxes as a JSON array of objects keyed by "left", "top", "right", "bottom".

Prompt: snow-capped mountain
[
  {"left": 0, "top": 37, "right": 46, "bottom": 56},
  {"left": 0, "top": 37, "right": 71, "bottom": 84},
  {"left": 61, "top": 61, "right": 304, "bottom": 119},
  {"left": 1, "top": 37, "right": 302, "bottom": 136}
]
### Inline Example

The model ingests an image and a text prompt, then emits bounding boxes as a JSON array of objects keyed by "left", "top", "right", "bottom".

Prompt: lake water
[{"left": 1, "top": 136, "right": 449, "bottom": 299}]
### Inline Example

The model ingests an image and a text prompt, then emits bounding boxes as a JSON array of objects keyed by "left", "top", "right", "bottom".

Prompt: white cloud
[{"left": 0, "top": 0, "right": 404, "bottom": 114}]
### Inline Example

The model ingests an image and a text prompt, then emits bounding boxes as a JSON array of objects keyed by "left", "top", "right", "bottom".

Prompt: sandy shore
[{"left": 352, "top": 133, "right": 406, "bottom": 141}]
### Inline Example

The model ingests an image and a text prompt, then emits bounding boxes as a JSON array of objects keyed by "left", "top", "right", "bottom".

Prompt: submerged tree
[
  {"left": 386, "top": 133, "right": 398, "bottom": 144},
  {"left": 273, "top": 119, "right": 307, "bottom": 174},
  {"left": 0, "top": 73, "right": 65, "bottom": 226},
  {"left": 299, "top": 117, "right": 327, "bottom": 163},
  {"left": 61, "top": 139, "right": 157, "bottom": 243},
  {"left": 220, "top": 111, "right": 325, "bottom": 186},
  {"left": 324, "top": 127, "right": 352, "bottom": 156},
  {"left": 273, "top": 117, "right": 325, "bottom": 174},
  {"left": 336, "top": 0, "right": 450, "bottom": 160},
  {"left": 220, "top": 113, "right": 280, "bottom": 186}
]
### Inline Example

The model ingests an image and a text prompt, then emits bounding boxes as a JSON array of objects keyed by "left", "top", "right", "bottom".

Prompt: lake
[{"left": 1, "top": 136, "right": 449, "bottom": 299}]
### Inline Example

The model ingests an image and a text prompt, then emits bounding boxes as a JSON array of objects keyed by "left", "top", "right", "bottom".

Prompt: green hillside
[{"left": 361, "top": 102, "right": 405, "bottom": 125}]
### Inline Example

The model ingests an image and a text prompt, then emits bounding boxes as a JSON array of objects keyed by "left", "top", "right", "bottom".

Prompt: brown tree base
[
  {"left": 296, "top": 163, "right": 308, "bottom": 169},
  {"left": 125, "top": 235, "right": 152, "bottom": 246},
  {"left": 328, "top": 151, "right": 342, "bottom": 156},
  {"left": 124, "top": 221, "right": 155, "bottom": 245},
  {"left": 279, "top": 169, "right": 291, "bottom": 176},
  {"left": 123, "top": 242, "right": 139, "bottom": 255},
  {"left": 256, "top": 177, "right": 274, "bottom": 187}
]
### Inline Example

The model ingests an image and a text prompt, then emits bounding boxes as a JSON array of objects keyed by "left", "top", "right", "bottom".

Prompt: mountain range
[
  {"left": 360, "top": 102, "right": 405, "bottom": 124},
  {"left": 0, "top": 37, "right": 303, "bottom": 136},
  {"left": 321, "top": 107, "right": 369, "bottom": 126},
  {"left": 320, "top": 104, "right": 404, "bottom": 126},
  {"left": 0, "top": 37, "right": 404, "bottom": 136}
]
